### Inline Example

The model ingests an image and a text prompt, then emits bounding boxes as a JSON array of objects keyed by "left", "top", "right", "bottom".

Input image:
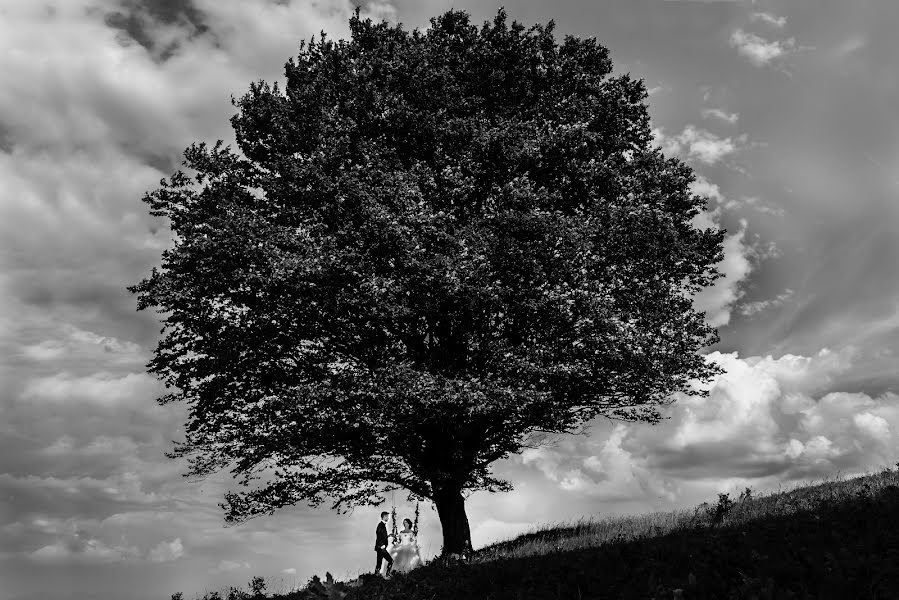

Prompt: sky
[{"left": 1, "top": 0, "right": 898, "bottom": 598}]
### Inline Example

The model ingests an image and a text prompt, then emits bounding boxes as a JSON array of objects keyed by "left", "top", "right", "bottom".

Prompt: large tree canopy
[{"left": 131, "top": 8, "right": 725, "bottom": 555}]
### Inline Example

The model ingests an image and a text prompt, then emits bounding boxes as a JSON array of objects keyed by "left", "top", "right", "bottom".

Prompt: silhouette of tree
[{"left": 130, "top": 8, "right": 725, "bottom": 555}]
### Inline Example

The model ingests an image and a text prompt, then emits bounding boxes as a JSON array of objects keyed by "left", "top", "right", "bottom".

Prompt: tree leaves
[{"left": 131, "top": 8, "right": 725, "bottom": 523}]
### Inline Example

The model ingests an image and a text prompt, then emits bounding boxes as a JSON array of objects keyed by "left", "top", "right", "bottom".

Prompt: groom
[{"left": 374, "top": 511, "right": 393, "bottom": 577}]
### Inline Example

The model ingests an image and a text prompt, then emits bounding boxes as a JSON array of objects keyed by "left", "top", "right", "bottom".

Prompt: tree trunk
[{"left": 432, "top": 488, "right": 472, "bottom": 556}]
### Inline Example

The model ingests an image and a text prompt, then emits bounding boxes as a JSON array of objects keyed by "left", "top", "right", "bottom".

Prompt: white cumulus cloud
[
  {"left": 692, "top": 219, "right": 753, "bottom": 327},
  {"left": 149, "top": 537, "right": 184, "bottom": 563},
  {"left": 518, "top": 346, "right": 899, "bottom": 513},
  {"left": 750, "top": 12, "right": 787, "bottom": 28},
  {"left": 212, "top": 559, "right": 251, "bottom": 573},
  {"left": 701, "top": 108, "right": 739, "bottom": 125},
  {"left": 654, "top": 125, "right": 743, "bottom": 165},
  {"left": 729, "top": 29, "right": 796, "bottom": 67}
]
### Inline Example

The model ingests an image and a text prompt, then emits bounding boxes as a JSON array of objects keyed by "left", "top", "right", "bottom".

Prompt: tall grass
[{"left": 472, "top": 465, "right": 899, "bottom": 564}]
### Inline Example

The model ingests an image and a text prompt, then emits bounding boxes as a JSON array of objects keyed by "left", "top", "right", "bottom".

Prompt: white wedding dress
[{"left": 389, "top": 530, "right": 422, "bottom": 573}]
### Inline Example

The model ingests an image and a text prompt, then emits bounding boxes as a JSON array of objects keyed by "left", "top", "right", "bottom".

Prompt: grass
[{"left": 175, "top": 465, "right": 899, "bottom": 599}]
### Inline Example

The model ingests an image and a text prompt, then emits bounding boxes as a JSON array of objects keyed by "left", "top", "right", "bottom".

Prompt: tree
[{"left": 130, "top": 8, "right": 725, "bottom": 556}]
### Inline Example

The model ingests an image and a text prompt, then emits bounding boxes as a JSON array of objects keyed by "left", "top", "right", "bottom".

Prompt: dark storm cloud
[
  {"left": 103, "top": 0, "right": 210, "bottom": 60},
  {"left": 121, "top": 0, "right": 207, "bottom": 29}
]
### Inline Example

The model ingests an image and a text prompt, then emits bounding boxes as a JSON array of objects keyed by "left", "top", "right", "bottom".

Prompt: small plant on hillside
[
  {"left": 249, "top": 577, "right": 266, "bottom": 598},
  {"left": 708, "top": 493, "right": 735, "bottom": 525},
  {"left": 856, "top": 482, "right": 873, "bottom": 499},
  {"left": 226, "top": 587, "right": 248, "bottom": 600}
]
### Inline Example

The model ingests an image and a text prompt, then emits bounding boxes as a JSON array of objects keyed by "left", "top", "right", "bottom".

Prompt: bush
[
  {"left": 249, "top": 577, "right": 266, "bottom": 598},
  {"left": 709, "top": 493, "right": 735, "bottom": 525}
]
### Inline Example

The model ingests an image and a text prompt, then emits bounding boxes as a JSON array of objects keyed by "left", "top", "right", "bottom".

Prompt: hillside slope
[{"left": 184, "top": 467, "right": 899, "bottom": 600}]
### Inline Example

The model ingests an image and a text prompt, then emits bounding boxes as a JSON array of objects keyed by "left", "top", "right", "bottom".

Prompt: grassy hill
[{"left": 178, "top": 465, "right": 899, "bottom": 600}]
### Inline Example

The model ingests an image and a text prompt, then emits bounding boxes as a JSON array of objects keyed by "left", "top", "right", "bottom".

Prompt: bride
[{"left": 389, "top": 518, "right": 422, "bottom": 573}]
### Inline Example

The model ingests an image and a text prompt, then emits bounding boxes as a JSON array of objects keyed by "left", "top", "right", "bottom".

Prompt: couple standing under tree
[{"left": 375, "top": 511, "right": 422, "bottom": 576}]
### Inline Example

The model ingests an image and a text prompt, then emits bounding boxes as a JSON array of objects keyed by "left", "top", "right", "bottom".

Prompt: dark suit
[{"left": 374, "top": 520, "right": 393, "bottom": 574}]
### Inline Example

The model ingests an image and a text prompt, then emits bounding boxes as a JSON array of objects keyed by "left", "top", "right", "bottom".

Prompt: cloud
[
  {"left": 0, "top": 1, "right": 400, "bottom": 587},
  {"left": 690, "top": 174, "right": 725, "bottom": 206},
  {"left": 701, "top": 108, "right": 739, "bottom": 125},
  {"left": 834, "top": 35, "right": 867, "bottom": 58},
  {"left": 3, "top": 0, "right": 899, "bottom": 597},
  {"left": 30, "top": 523, "right": 180, "bottom": 564},
  {"left": 729, "top": 29, "right": 796, "bottom": 67},
  {"left": 647, "top": 83, "right": 671, "bottom": 96},
  {"left": 739, "top": 288, "right": 795, "bottom": 317},
  {"left": 31, "top": 537, "right": 141, "bottom": 564},
  {"left": 523, "top": 425, "right": 679, "bottom": 503},
  {"left": 21, "top": 325, "right": 146, "bottom": 367},
  {"left": 0, "top": 471, "right": 164, "bottom": 522},
  {"left": 12, "top": 372, "right": 173, "bottom": 449},
  {"left": 21, "top": 371, "right": 159, "bottom": 409},
  {"left": 692, "top": 219, "right": 753, "bottom": 327},
  {"left": 713, "top": 194, "right": 785, "bottom": 218},
  {"left": 750, "top": 12, "right": 787, "bottom": 28},
  {"left": 0, "top": 0, "right": 398, "bottom": 349},
  {"left": 149, "top": 537, "right": 184, "bottom": 563},
  {"left": 212, "top": 559, "right": 251, "bottom": 573},
  {"left": 40, "top": 435, "right": 141, "bottom": 459},
  {"left": 27, "top": 517, "right": 142, "bottom": 564},
  {"left": 654, "top": 125, "right": 743, "bottom": 165},
  {"left": 0, "top": 10, "right": 218, "bottom": 160},
  {"left": 736, "top": 196, "right": 784, "bottom": 216},
  {"left": 519, "top": 346, "right": 899, "bottom": 512},
  {"left": 643, "top": 349, "right": 870, "bottom": 480},
  {"left": 189, "top": 0, "right": 385, "bottom": 79},
  {"left": 683, "top": 176, "right": 761, "bottom": 328}
]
